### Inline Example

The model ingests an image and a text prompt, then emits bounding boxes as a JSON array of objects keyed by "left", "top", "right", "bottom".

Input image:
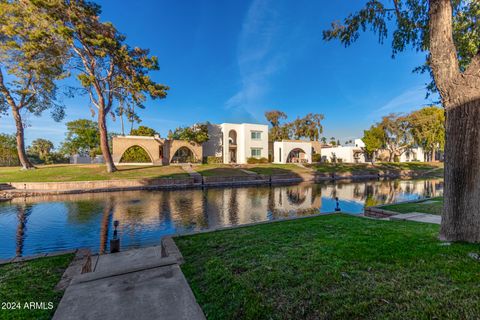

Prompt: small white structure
[
  {"left": 399, "top": 147, "right": 426, "bottom": 162},
  {"left": 273, "top": 140, "right": 312, "bottom": 164},
  {"left": 204, "top": 123, "right": 269, "bottom": 164},
  {"left": 320, "top": 139, "right": 366, "bottom": 163},
  {"left": 70, "top": 154, "right": 104, "bottom": 164}
]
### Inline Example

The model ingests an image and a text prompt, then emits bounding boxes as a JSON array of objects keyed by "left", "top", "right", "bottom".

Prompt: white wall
[
  {"left": 220, "top": 123, "right": 268, "bottom": 164},
  {"left": 400, "top": 147, "right": 426, "bottom": 162},
  {"left": 320, "top": 146, "right": 365, "bottom": 163},
  {"left": 273, "top": 141, "right": 312, "bottom": 164}
]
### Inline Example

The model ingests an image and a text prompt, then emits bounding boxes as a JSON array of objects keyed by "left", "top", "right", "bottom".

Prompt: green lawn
[
  {"left": 0, "top": 254, "right": 74, "bottom": 320},
  {"left": 244, "top": 164, "right": 311, "bottom": 175},
  {"left": 308, "top": 162, "right": 444, "bottom": 174},
  {"left": 176, "top": 214, "right": 480, "bottom": 319},
  {"left": 194, "top": 164, "right": 251, "bottom": 177},
  {"left": 0, "top": 164, "right": 189, "bottom": 182},
  {"left": 382, "top": 197, "right": 444, "bottom": 215}
]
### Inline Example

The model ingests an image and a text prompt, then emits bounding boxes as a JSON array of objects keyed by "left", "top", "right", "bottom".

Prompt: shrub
[
  {"left": 204, "top": 156, "right": 223, "bottom": 164},
  {"left": 120, "top": 146, "right": 152, "bottom": 163},
  {"left": 312, "top": 153, "right": 322, "bottom": 162},
  {"left": 247, "top": 157, "right": 268, "bottom": 164}
]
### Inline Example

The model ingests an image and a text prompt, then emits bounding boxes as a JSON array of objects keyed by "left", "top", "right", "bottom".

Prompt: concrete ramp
[{"left": 53, "top": 246, "right": 205, "bottom": 320}]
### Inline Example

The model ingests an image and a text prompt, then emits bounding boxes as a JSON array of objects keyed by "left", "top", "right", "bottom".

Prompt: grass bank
[
  {"left": 244, "top": 163, "right": 311, "bottom": 175},
  {"left": 0, "top": 164, "right": 188, "bottom": 183},
  {"left": 176, "top": 214, "right": 480, "bottom": 319},
  {"left": 0, "top": 162, "right": 444, "bottom": 184},
  {"left": 0, "top": 254, "right": 74, "bottom": 320},
  {"left": 382, "top": 197, "right": 444, "bottom": 215},
  {"left": 308, "top": 161, "right": 443, "bottom": 174}
]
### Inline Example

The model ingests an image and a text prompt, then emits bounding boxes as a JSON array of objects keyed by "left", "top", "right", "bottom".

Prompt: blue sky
[{"left": 0, "top": 0, "right": 438, "bottom": 146}]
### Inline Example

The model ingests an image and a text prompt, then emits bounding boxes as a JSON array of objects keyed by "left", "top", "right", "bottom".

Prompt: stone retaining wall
[
  {"left": 202, "top": 175, "right": 268, "bottom": 186},
  {"left": 363, "top": 207, "right": 399, "bottom": 218},
  {"left": 6, "top": 177, "right": 196, "bottom": 192}
]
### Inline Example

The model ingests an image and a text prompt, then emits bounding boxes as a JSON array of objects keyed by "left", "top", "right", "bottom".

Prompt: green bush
[
  {"left": 312, "top": 153, "right": 322, "bottom": 162},
  {"left": 247, "top": 157, "right": 269, "bottom": 164},
  {"left": 120, "top": 146, "right": 152, "bottom": 163},
  {"left": 204, "top": 156, "right": 223, "bottom": 164}
]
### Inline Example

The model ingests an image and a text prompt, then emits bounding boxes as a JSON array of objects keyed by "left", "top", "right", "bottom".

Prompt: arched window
[
  {"left": 120, "top": 146, "right": 152, "bottom": 163},
  {"left": 171, "top": 147, "right": 196, "bottom": 163},
  {"left": 287, "top": 148, "right": 307, "bottom": 163}
]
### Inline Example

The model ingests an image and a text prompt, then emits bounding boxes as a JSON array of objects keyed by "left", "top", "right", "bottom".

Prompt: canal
[{"left": 0, "top": 178, "right": 443, "bottom": 258}]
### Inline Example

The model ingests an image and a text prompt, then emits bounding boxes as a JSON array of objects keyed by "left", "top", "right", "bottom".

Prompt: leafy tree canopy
[
  {"left": 323, "top": 0, "right": 480, "bottom": 97},
  {"left": 28, "top": 138, "right": 54, "bottom": 160},
  {"left": 130, "top": 126, "right": 158, "bottom": 137},
  {"left": 60, "top": 119, "right": 100, "bottom": 158},
  {"left": 363, "top": 124, "right": 386, "bottom": 157},
  {"left": 408, "top": 105, "right": 445, "bottom": 152},
  {"left": 0, "top": 133, "right": 18, "bottom": 166},
  {"left": 168, "top": 123, "right": 209, "bottom": 144}
]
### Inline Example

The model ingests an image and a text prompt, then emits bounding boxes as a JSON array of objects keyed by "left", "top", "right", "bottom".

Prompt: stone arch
[
  {"left": 168, "top": 141, "right": 202, "bottom": 164},
  {"left": 287, "top": 148, "right": 307, "bottom": 163},
  {"left": 112, "top": 136, "right": 164, "bottom": 165},
  {"left": 119, "top": 145, "right": 153, "bottom": 164}
]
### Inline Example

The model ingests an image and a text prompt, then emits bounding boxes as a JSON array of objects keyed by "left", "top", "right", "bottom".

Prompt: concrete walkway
[
  {"left": 53, "top": 245, "right": 205, "bottom": 320},
  {"left": 181, "top": 164, "right": 203, "bottom": 183},
  {"left": 389, "top": 212, "right": 441, "bottom": 224}
]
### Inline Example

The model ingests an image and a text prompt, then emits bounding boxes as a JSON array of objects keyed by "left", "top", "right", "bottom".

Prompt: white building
[
  {"left": 320, "top": 139, "right": 366, "bottom": 163},
  {"left": 399, "top": 147, "right": 426, "bottom": 162},
  {"left": 204, "top": 123, "right": 269, "bottom": 164},
  {"left": 273, "top": 140, "right": 313, "bottom": 164},
  {"left": 321, "top": 138, "right": 428, "bottom": 163}
]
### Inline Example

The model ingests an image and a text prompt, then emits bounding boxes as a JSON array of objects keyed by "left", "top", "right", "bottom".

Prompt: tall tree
[
  {"left": 0, "top": 0, "right": 68, "bottom": 169},
  {"left": 60, "top": 119, "right": 100, "bottom": 159},
  {"left": 408, "top": 105, "right": 445, "bottom": 161},
  {"left": 380, "top": 114, "right": 413, "bottom": 162},
  {"left": 55, "top": 1, "right": 168, "bottom": 172},
  {"left": 265, "top": 110, "right": 289, "bottom": 141},
  {"left": 0, "top": 133, "right": 19, "bottom": 166},
  {"left": 292, "top": 113, "right": 325, "bottom": 141},
  {"left": 28, "top": 138, "right": 54, "bottom": 161},
  {"left": 363, "top": 124, "right": 385, "bottom": 163},
  {"left": 168, "top": 123, "right": 209, "bottom": 144},
  {"left": 324, "top": 0, "right": 480, "bottom": 242}
]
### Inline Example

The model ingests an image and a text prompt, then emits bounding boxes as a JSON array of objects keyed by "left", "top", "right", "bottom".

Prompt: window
[
  {"left": 251, "top": 148, "right": 262, "bottom": 158},
  {"left": 251, "top": 131, "right": 261, "bottom": 140}
]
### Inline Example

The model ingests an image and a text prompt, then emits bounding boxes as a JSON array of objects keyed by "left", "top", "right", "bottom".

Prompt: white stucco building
[
  {"left": 398, "top": 147, "right": 426, "bottom": 162},
  {"left": 204, "top": 123, "right": 269, "bottom": 164},
  {"left": 273, "top": 140, "right": 313, "bottom": 164},
  {"left": 320, "top": 139, "right": 366, "bottom": 163}
]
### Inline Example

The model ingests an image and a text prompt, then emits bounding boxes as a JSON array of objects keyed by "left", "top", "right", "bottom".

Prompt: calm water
[{"left": 0, "top": 179, "right": 443, "bottom": 259}]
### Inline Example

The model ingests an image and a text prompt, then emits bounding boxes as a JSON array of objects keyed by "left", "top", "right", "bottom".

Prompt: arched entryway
[
  {"left": 171, "top": 146, "right": 196, "bottom": 163},
  {"left": 228, "top": 130, "right": 237, "bottom": 163},
  {"left": 120, "top": 145, "right": 153, "bottom": 163},
  {"left": 287, "top": 148, "right": 307, "bottom": 163}
]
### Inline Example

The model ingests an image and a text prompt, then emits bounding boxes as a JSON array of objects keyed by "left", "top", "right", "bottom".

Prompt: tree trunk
[
  {"left": 98, "top": 109, "right": 117, "bottom": 173},
  {"left": 12, "top": 107, "right": 34, "bottom": 170},
  {"left": 440, "top": 99, "right": 480, "bottom": 242}
]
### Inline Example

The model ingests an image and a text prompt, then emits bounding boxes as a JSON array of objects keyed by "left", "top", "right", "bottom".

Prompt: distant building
[
  {"left": 321, "top": 139, "right": 428, "bottom": 163},
  {"left": 70, "top": 154, "right": 104, "bottom": 164},
  {"left": 273, "top": 140, "right": 313, "bottom": 164},
  {"left": 111, "top": 135, "right": 203, "bottom": 165},
  {"left": 320, "top": 139, "right": 366, "bottom": 163},
  {"left": 203, "top": 123, "right": 269, "bottom": 164}
]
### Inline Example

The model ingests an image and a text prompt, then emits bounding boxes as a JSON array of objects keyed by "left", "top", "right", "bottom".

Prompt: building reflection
[{"left": 6, "top": 178, "right": 443, "bottom": 257}]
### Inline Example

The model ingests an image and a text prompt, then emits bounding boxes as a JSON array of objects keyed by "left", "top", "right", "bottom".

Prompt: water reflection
[{"left": 0, "top": 178, "right": 443, "bottom": 258}]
